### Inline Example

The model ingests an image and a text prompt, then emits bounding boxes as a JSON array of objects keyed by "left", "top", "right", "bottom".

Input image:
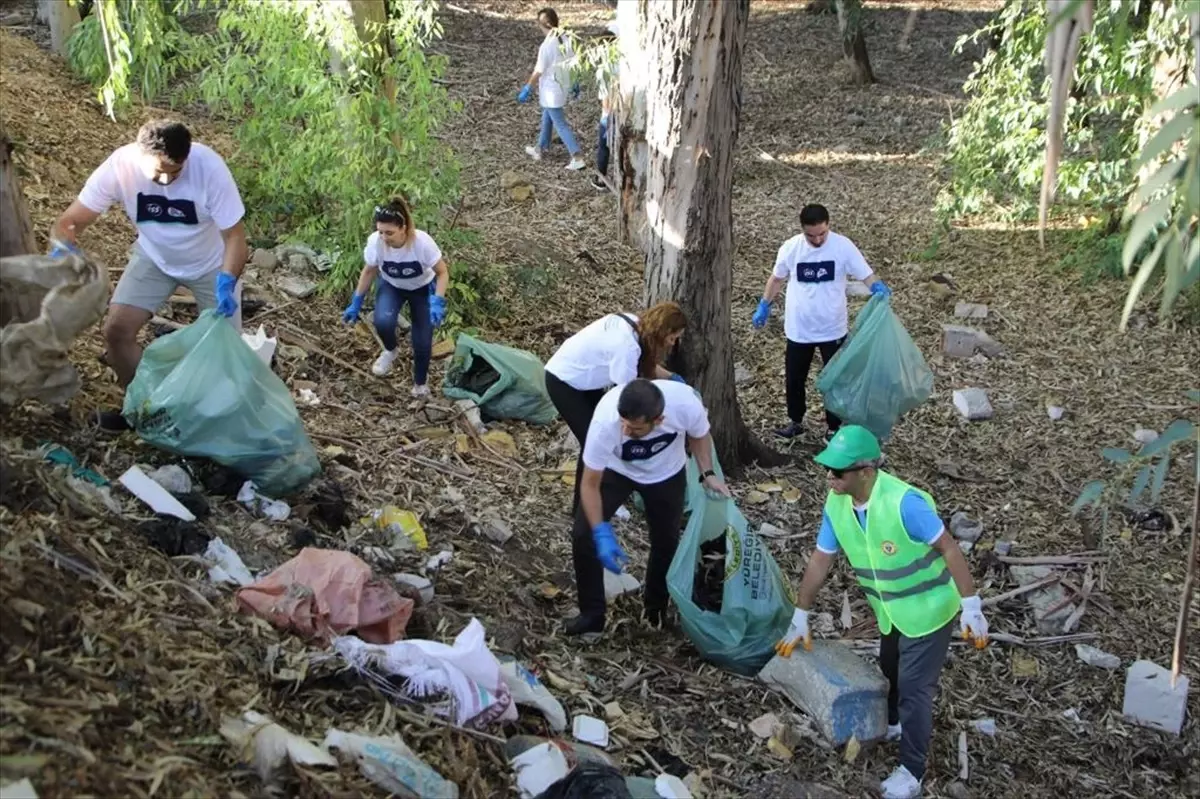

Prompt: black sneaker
[
  {"left": 590, "top": 174, "right": 607, "bottom": 191},
  {"left": 564, "top": 613, "right": 605, "bottom": 637},
  {"left": 774, "top": 422, "right": 804, "bottom": 439},
  {"left": 92, "top": 409, "right": 131, "bottom": 434}
]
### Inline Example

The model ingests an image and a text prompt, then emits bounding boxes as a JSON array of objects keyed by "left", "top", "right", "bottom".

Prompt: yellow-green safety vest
[{"left": 825, "top": 470, "right": 960, "bottom": 638}]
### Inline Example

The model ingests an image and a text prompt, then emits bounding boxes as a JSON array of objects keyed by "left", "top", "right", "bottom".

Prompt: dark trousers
[
  {"left": 878, "top": 619, "right": 955, "bottom": 781},
  {"left": 596, "top": 115, "right": 611, "bottom": 176},
  {"left": 545, "top": 372, "right": 607, "bottom": 514},
  {"left": 785, "top": 336, "right": 844, "bottom": 430},
  {"left": 374, "top": 280, "right": 432, "bottom": 384},
  {"left": 571, "top": 467, "right": 686, "bottom": 619}
]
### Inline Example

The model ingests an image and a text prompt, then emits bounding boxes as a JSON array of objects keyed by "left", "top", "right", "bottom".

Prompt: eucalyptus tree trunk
[
  {"left": 39, "top": 0, "right": 81, "bottom": 57},
  {"left": 0, "top": 124, "right": 36, "bottom": 258},
  {"left": 834, "top": 0, "right": 875, "bottom": 85}
]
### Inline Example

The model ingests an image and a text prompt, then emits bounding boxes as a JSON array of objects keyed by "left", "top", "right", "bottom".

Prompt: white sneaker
[
  {"left": 524, "top": 145, "right": 542, "bottom": 161},
  {"left": 565, "top": 156, "right": 586, "bottom": 171},
  {"left": 886, "top": 723, "right": 903, "bottom": 742},
  {"left": 880, "top": 765, "right": 921, "bottom": 799},
  {"left": 411, "top": 384, "right": 430, "bottom": 398},
  {"left": 372, "top": 349, "right": 398, "bottom": 376}
]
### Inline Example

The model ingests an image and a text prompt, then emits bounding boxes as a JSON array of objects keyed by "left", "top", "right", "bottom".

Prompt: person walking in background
[
  {"left": 568, "top": 378, "right": 730, "bottom": 636},
  {"left": 49, "top": 119, "right": 247, "bottom": 433},
  {"left": 544, "top": 302, "right": 687, "bottom": 514},
  {"left": 591, "top": 17, "right": 620, "bottom": 191},
  {"left": 341, "top": 196, "right": 450, "bottom": 398},
  {"left": 517, "top": 7, "right": 586, "bottom": 171},
  {"left": 751, "top": 203, "right": 890, "bottom": 442},
  {"left": 776, "top": 426, "right": 989, "bottom": 799}
]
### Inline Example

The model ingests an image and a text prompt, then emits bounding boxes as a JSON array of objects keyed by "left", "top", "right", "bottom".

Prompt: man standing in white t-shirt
[
  {"left": 567, "top": 378, "right": 731, "bottom": 637},
  {"left": 50, "top": 120, "right": 248, "bottom": 431},
  {"left": 751, "top": 204, "right": 890, "bottom": 441},
  {"left": 516, "top": 7, "right": 585, "bottom": 171}
]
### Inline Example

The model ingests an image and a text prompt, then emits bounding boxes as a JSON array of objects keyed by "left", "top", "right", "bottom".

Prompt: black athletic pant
[
  {"left": 785, "top": 337, "right": 845, "bottom": 430},
  {"left": 545, "top": 371, "right": 607, "bottom": 515},
  {"left": 571, "top": 467, "right": 686, "bottom": 619},
  {"left": 878, "top": 619, "right": 955, "bottom": 781}
]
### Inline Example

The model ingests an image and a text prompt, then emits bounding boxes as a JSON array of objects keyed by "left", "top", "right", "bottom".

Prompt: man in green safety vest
[{"left": 775, "top": 425, "right": 990, "bottom": 799}]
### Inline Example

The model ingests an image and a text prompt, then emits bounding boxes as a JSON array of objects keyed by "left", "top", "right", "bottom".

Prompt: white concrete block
[
  {"left": 953, "top": 388, "right": 994, "bottom": 421},
  {"left": 1122, "top": 659, "right": 1189, "bottom": 736},
  {"left": 954, "top": 302, "right": 989, "bottom": 319}
]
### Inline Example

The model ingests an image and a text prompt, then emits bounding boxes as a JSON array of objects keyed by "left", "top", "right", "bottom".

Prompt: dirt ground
[{"left": 1, "top": 1, "right": 1198, "bottom": 798}]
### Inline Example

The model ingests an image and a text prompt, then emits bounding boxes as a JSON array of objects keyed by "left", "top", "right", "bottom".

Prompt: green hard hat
[{"left": 814, "top": 425, "right": 882, "bottom": 470}]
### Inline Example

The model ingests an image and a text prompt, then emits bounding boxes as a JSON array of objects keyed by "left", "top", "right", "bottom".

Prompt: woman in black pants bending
[{"left": 544, "top": 301, "right": 687, "bottom": 513}]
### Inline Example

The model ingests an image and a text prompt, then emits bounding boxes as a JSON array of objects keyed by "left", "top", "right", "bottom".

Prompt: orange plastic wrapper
[{"left": 236, "top": 548, "right": 413, "bottom": 644}]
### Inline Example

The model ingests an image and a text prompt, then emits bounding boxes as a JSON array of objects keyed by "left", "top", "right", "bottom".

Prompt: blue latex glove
[
  {"left": 570, "top": 82, "right": 581, "bottom": 100},
  {"left": 517, "top": 84, "right": 533, "bottom": 103},
  {"left": 870, "top": 280, "right": 892, "bottom": 298},
  {"left": 48, "top": 239, "right": 81, "bottom": 258},
  {"left": 215, "top": 272, "right": 239, "bottom": 317},
  {"left": 429, "top": 294, "right": 448, "bottom": 327},
  {"left": 669, "top": 373, "right": 687, "bottom": 384},
  {"left": 751, "top": 297, "right": 771, "bottom": 329},
  {"left": 342, "top": 293, "right": 365, "bottom": 324},
  {"left": 592, "top": 522, "right": 629, "bottom": 574}
]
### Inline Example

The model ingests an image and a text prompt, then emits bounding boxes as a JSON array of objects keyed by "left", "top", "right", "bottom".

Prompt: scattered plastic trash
[
  {"left": 604, "top": 570, "right": 641, "bottom": 600},
  {"left": 322, "top": 729, "right": 459, "bottom": 799},
  {"left": 145, "top": 463, "right": 193, "bottom": 495},
  {"left": 205, "top": 538, "right": 254, "bottom": 586},
  {"left": 333, "top": 618, "right": 516, "bottom": 729},
  {"left": 425, "top": 550, "right": 453, "bottom": 573},
  {"left": 123, "top": 310, "right": 321, "bottom": 496},
  {"left": 667, "top": 443, "right": 793, "bottom": 676},
  {"left": 442, "top": 334, "right": 558, "bottom": 424},
  {"left": 296, "top": 388, "right": 320, "bottom": 407},
  {"left": 39, "top": 443, "right": 108, "bottom": 485},
  {"left": 364, "top": 506, "right": 429, "bottom": 550},
  {"left": 613, "top": 505, "right": 631, "bottom": 521},
  {"left": 0, "top": 778, "right": 38, "bottom": 799},
  {"left": 395, "top": 573, "right": 435, "bottom": 605},
  {"left": 499, "top": 657, "right": 567, "bottom": 732},
  {"left": 511, "top": 741, "right": 571, "bottom": 799},
  {"left": 454, "top": 399, "right": 488, "bottom": 435},
  {"left": 219, "top": 710, "right": 336, "bottom": 782},
  {"left": 971, "top": 718, "right": 997, "bottom": 737},
  {"left": 816, "top": 294, "right": 933, "bottom": 441},
  {"left": 237, "top": 548, "right": 414, "bottom": 644},
  {"left": 655, "top": 774, "right": 693, "bottom": 799},
  {"left": 539, "top": 763, "right": 633, "bottom": 799},
  {"left": 238, "top": 480, "right": 291, "bottom": 521},
  {"left": 120, "top": 465, "right": 196, "bottom": 521},
  {"left": 241, "top": 324, "right": 277, "bottom": 366},
  {"left": 572, "top": 715, "right": 610, "bottom": 748},
  {"left": 1075, "top": 643, "right": 1121, "bottom": 669}
]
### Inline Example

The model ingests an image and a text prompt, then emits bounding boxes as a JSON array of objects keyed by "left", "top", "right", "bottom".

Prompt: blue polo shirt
[{"left": 816, "top": 490, "right": 945, "bottom": 554}]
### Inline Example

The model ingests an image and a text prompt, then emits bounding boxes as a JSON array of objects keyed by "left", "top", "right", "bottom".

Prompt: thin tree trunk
[
  {"left": 40, "top": 0, "right": 81, "bottom": 56},
  {"left": 834, "top": 0, "right": 875, "bottom": 85},
  {"left": 334, "top": 0, "right": 403, "bottom": 154},
  {"left": 898, "top": 7, "right": 918, "bottom": 53},
  {"left": 0, "top": 124, "right": 37, "bottom": 258},
  {"left": 613, "top": 0, "right": 779, "bottom": 470}
]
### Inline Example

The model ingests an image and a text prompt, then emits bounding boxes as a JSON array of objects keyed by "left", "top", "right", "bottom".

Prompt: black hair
[
  {"left": 799, "top": 203, "right": 830, "bottom": 227},
  {"left": 538, "top": 7, "right": 559, "bottom": 27},
  {"left": 136, "top": 120, "right": 192, "bottom": 163},
  {"left": 617, "top": 379, "right": 665, "bottom": 422},
  {"left": 373, "top": 195, "right": 416, "bottom": 240}
]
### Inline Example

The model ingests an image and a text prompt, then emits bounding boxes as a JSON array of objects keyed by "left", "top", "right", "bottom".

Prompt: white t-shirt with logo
[
  {"left": 78, "top": 142, "right": 245, "bottom": 280},
  {"left": 363, "top": 229, "right": 443, "bottom": 291},
  {"left": 536, "top": 34, "right": 573, "bottom": 109},
  {"left": 582, "top": 380, "right": 711, "bottom": 485},
  {"left": 772, "top": 231, "right": 874, "bottom": 343},
  {"left": 545, "top": 313, "right": 641, "bottom": 391}
]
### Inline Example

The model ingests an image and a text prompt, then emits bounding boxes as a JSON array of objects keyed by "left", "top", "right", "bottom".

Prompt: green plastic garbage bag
[
  {"left": 667, "top": 444, "right": 794, "bottom": 676},
  {"left": 816, "top": 294, "right": 933, "bottom": 441},
  {"left": 442, "top": 334, "right": 557, "bottom": 425},
  {"left": 123, "top": 310, "right": 321, "bottom": 496}
]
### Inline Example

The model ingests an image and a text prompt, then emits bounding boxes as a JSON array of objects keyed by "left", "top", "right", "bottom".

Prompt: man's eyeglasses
[
  {"left": 374, "top": 205, "right": 406, "bottom": 224},
  {"left": 827, "top": 465, "right": 865, "bottom": 479}
]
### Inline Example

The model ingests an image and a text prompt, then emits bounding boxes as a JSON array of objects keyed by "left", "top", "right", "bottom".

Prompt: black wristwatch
[{"left": 698, "top": 469, "right": 715, "bottom": 482}]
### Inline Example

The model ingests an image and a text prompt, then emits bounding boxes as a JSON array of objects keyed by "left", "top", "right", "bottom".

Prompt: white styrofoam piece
[{"left": 119, "top": 465, "right": 196, "bottom": 521}]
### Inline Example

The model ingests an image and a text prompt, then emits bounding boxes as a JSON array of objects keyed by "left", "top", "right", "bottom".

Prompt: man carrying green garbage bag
[
  {"left": 567, "top": 379, "right": 730, "bottom": 636},
  {"left": 776, "top": 426, "right": 990, "bottom": 799},
  {"left": 751, "top": 204, "right": 889, "bottom": 442}
]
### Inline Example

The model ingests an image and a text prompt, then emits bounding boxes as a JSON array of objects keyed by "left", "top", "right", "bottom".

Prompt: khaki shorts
[{"left": 111, "top": 245, "right": 243, "bottom": 331}]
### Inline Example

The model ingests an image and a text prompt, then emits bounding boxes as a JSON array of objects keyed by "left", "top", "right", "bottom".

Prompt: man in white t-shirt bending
[
  {"left": 51, "top": 120, "right": 248, "bottom": 431},
  {"left": 751, "top": 204, "right": 890, "bottom": 441},
  {"left": 567, "top": 378, "right": 731, "bottom": 637}
]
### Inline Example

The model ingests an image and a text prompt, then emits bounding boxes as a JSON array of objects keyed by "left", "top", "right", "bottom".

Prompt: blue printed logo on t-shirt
[
  {"left": 620, "top": 431, "right": 678, "bottom": 462},
  {"left": 136, "top": 193, "right": 199, "bottom": 225},
  {"left": 381, "top": 260, "right": 424, "bottom": 280},
  {"left": 795, "top": 259, "right": 835, "bottom": 284}
]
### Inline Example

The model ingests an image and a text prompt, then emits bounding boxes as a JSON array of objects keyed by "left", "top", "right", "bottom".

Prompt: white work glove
[
  {"left": 775, "top": 607, "right": 811, "bottom": 657},
  {"left": 959, "top": 594, "right": 989, "bottom": 649}
]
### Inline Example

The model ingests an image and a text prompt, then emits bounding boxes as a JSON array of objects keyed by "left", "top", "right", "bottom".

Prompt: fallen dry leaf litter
[{"left": 2, "top": 1, "right": 1199, "bottom": 797}]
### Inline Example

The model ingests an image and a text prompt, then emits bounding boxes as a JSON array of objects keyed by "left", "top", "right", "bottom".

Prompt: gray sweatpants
[{"left": 879, "top": 619, "right": 955, "bottom": 780}]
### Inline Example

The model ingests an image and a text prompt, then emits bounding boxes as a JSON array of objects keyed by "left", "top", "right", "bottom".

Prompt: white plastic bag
[
  {"left": 499, "top": 658, "right": 567, "bottom": 732},
  {"left": 205, "top": 538, "right": 254, "bottom": 586}
]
